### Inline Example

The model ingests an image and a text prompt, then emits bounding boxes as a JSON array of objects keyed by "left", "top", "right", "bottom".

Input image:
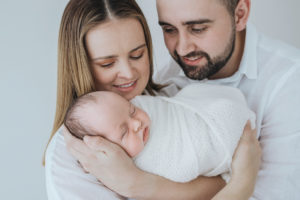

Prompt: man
[{"left": 154, "top": 0, "right": 300, "bottom": 199}]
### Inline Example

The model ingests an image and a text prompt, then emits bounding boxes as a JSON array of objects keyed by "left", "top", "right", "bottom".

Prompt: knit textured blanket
[{"left": 131, "top": 83, "right": 255, "bottom": 183}]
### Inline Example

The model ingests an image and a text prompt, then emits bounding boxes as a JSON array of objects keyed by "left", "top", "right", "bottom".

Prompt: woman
[{"left": 45, "top": 0, "right": 261, "bottom": 199}]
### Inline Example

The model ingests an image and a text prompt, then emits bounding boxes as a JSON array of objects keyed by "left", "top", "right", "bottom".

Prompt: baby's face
[{"left": 84, "top": 92, "right": 150, "bottom": 157}]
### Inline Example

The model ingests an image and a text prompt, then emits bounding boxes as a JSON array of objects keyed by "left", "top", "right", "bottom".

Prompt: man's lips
[
  {"left": 182, "top": 56, "right": 204, "bottom": 65},
  {"left": 113, "top": 80, "right": 137, "bottom": 92}
]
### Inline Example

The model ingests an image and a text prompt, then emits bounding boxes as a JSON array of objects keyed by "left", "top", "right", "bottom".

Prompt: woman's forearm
[{"left": 130, "top": 171, "right": 225, "bottom": 200}]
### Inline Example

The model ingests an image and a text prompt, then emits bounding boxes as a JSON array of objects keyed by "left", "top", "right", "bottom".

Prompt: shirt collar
[{"left": 239, "top": 23, "right": 258, "bottom": 80}]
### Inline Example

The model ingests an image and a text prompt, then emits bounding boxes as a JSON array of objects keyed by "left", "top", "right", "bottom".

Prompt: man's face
[{"left": 157, "top": 0, "right": 236, "bottom": 80}]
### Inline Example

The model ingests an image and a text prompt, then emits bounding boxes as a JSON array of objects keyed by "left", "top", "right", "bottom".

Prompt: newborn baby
[
  {"left": 64, "top": 83, "right": 255, "bottom": 182},
  {"left": 65, "top": 89, "right": 151, "bottom": 158}
]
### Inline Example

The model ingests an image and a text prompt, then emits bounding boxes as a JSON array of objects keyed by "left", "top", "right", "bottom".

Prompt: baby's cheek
[{"left": 125, "top": 135, "right": 144, "bottom": 157}]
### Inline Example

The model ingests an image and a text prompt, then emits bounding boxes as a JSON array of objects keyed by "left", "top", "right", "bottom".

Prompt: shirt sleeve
[
  {"left": 250, "top": 67, "right": 300, "bottom": 200},
  {"left": 45, "top": 129, "right": 123, "bottom": 200}
]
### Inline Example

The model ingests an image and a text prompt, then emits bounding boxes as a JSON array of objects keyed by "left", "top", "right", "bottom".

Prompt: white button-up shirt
[
  {"left": 45, "top": 24, "right": 300, "bottom": 200},
  {"left": 155, "top": 24, "right": 300, "bottom": 200}
]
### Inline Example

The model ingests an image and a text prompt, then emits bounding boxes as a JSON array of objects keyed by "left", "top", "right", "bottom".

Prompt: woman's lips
[
  {"left": 182, "top": 56, "right": 203, "bottom": 65},
  {"left": 143, "top": 126, "right": 149, "bottom": 144},
  {"left": 114, "top": 80, "right": 137, "bottom": 92}
]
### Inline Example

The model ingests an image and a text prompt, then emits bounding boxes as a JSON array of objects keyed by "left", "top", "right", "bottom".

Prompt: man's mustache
[{"left": 174, "top": 50, "right": 210, "bottom": 60}]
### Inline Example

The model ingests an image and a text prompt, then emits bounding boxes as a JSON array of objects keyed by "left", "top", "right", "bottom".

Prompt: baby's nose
[{"left": 133, "top": 119, "right": 142, "bottom": 132}]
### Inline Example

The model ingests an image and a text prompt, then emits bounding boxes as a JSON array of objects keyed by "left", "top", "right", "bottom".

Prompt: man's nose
[{"left": 176, "top": 32, "right": 196, "bottom": 56}]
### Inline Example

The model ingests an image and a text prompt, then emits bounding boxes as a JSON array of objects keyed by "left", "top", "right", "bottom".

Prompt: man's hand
[
  {"left": 212, "top": 121, "right": 261, "bottom": 200},
  {"left": 231, "top": 121, "right": 262, "bottom": 195}
]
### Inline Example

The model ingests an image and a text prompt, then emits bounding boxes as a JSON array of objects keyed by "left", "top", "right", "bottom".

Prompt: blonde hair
[{"left": 44, "top": 0, "right": 163, "bottom": 164}]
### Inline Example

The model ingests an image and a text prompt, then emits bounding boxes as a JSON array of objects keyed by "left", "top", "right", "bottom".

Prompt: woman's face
[{"left": 85, "top": 18, "right": 150, "bottom": 100}]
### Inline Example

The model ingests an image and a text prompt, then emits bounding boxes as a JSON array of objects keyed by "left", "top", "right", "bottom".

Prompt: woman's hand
[{"left": 62, "top": 125, "right": 141, "bottom": 197}]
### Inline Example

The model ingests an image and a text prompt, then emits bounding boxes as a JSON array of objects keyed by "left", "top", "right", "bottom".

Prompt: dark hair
[
  {"left": 219, "top": 0, "right": 240, "bottom": 16},
  {"left": 64, "top": 93, "right": 100, "bottom": 139}
]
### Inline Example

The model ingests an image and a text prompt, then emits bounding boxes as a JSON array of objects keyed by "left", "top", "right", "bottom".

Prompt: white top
[
  {"left": 45, "top": 24, "right": 300, "bottom": 199},
  {"left": 133, "top": 84, "right": 254, "bottom": 183},
  {"left": 155, "top": 24, "right": 300, "bottom": 200}
]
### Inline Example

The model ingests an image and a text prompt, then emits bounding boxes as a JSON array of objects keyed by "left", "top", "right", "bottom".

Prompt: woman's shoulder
[{"left": 45, "top": 128, "right": 78, "bottom": 174}]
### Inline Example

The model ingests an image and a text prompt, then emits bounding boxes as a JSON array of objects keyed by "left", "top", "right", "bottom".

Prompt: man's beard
[{"left": 173, "top": 29, "right": 236, "bottom": 80}]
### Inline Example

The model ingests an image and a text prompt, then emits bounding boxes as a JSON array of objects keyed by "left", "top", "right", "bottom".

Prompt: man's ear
[{"left": 234, "top": 0, "right": 251, "bottom": 31}]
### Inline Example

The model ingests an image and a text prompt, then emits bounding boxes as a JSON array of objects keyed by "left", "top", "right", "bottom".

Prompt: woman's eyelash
[
  {"left": 130, "top": 52, "right": 144, "bottom": 60},
  {"left": 100, "top": 62, "right": 114, "bottom": 67}
]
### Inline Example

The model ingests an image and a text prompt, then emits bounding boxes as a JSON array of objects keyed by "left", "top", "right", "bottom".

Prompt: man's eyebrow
[
  {"left": 158, "top": 21, "right": 172, "bottom": 26},
  {"left": 183, "top": 19, "right": 213, "bottom": 25},
  {"left": 158, "top": 19, "right": 213, "bottom": 26},
  {"left": 92, "top": 44, "right": 146, "bottom": 61}
]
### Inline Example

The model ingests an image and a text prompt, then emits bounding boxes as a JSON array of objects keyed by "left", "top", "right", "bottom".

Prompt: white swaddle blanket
[{"left": 131, "top": 83, "right": 255, "bottom": 183}]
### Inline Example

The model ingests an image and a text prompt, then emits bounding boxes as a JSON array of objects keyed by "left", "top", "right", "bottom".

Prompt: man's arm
[{"left": 213, "top": 122, "right": 261, "bottom": 200}]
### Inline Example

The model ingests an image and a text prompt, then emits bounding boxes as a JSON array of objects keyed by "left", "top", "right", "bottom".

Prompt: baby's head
[{"left": 64, "top": 91, "right": 150, "bottom": 157}]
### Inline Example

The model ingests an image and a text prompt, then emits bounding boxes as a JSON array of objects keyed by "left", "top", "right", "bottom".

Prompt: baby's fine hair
[{"left": 64, "top": 92, "right": 100, "bottom": 139}]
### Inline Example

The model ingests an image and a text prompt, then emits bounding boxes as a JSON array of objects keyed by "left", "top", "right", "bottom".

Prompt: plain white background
[{"left": 0, "top": 0, "right": 299, "bottom": 199}]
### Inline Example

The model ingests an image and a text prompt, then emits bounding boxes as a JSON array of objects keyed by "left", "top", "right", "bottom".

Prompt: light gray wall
[
  {"left": 0, "top": 0, "right": 298, "bottom": 199},
  {"left": 0, "top": 0, "right": 68, "bottom": 199}
]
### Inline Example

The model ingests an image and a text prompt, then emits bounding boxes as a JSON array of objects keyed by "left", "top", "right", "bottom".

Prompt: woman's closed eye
[
  {"left": 100, "top": 62, "right": 114, "bottom": 67},
  {"left": 94, "top": 58, "right": 116, "bottom": 68},
  {"left": 130, "top": 50, "right": 144, "bottom": 60}
]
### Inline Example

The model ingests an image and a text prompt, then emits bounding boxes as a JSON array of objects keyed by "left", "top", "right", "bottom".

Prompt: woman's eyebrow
[
  {"left": 130, "top": 44, "right": 146, "bottom": 53},
  {"left": 92, "top": 55, "right": 117, "bottom": 61},
  {"left": 91, "top": 44, "right": 146, "bottom": 61}
]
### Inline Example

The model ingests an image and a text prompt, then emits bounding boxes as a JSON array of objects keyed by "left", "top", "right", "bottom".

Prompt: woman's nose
[{"left": 118, "top": 60, "right": 134, "bottom": 79}]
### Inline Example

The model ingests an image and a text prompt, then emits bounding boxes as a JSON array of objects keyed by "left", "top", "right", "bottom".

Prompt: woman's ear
[{"left": 234, "top": 0, "right": 251, "bottom": 31}]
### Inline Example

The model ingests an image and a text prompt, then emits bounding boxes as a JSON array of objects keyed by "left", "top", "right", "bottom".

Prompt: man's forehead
[{"left": 156, "top": 0, "right": 225, "bottom": 24}]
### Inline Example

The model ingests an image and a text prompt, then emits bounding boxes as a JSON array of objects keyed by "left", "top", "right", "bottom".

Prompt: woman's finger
[
  {"left": 83, "top": 135, "right": 122, "bottom": 155},
  {"left": 62, "top": 125, "right": 103, "bottom": 161}
]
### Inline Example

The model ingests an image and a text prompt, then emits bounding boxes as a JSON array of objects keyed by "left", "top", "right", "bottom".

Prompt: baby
[
  {"left": 65, "top": 89, "right": 151, "bottom": 158},
  {"left": 64, "top": 83, "right": 255, "bottom": 183}
]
